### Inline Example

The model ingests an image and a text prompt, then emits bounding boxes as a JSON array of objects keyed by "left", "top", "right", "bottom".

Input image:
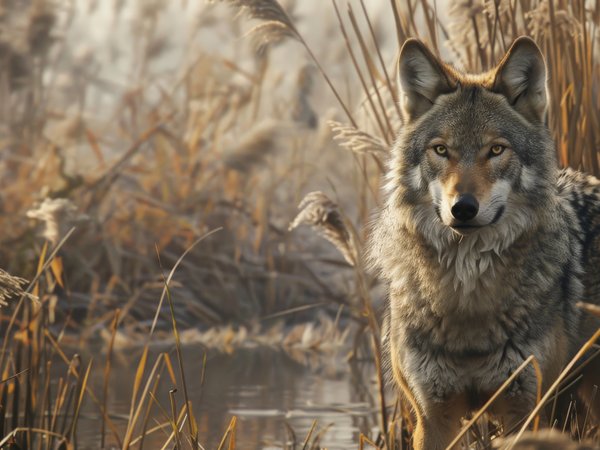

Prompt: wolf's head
[{"left": 390, "top": 37, "right": 556, "bottom": 243}]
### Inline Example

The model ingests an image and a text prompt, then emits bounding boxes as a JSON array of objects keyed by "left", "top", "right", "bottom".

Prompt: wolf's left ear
[{"left": 493, "top": 37, "right": 548, "bottom": 123}]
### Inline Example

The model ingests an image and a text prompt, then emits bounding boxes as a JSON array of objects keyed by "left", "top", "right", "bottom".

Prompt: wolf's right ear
[{"left": 397, "top": 39, "right": 455, "bottom": 122}]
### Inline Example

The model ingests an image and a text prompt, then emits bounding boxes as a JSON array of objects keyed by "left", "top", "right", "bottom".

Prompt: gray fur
[{"left": 369, "top": 37, "right": 600, "bottom": 449}]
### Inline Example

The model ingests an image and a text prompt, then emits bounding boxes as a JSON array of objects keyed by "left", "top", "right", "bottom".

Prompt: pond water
[{"left": 77, "top": 345, "right": 381, "bottom": 449}]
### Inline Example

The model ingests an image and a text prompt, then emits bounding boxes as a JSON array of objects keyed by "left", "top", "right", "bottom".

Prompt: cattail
[{"left": 289, "top": 191, "right": 359, "bottom": 266}]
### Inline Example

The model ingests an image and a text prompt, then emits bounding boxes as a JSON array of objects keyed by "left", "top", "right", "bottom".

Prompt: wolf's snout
[{"left": 451, "top": 194, "right": 479, "bottom": 221}]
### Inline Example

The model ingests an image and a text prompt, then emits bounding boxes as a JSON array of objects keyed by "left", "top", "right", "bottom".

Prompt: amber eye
[
  {"left": 489, "top": 144, "right": 506, "bottom": 157},
  {"left": 433, "top": 144, "right": 448, "bottom": 157}
]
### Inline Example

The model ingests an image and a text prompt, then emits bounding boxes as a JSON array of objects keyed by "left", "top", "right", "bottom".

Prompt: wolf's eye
[
  {"left": 433, "top": 144, "right": 448, "bottom": 157},
  {"left": 489, "top": 144, "right": 506, "bottom": 157}
]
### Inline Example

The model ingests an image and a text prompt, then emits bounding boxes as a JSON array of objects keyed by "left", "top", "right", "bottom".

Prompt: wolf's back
[{"left": 557, "top": 168, "right": 600, "bottom": 346}]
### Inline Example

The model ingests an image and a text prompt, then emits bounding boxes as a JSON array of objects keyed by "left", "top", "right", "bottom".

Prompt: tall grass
[{"left": 1, "top": 0, "right": 600, "bottom": 448}]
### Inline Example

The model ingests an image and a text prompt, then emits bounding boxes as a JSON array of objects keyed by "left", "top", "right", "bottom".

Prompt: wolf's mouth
[
  {"left": 490, "top": 206, "right": 505, "bottom": 224},
  {"left": 449, "top": 206, "right": 506, "bottom": 233}
]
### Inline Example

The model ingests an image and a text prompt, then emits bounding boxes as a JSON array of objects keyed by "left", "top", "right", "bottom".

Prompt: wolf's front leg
[
  {"left": 412, "top": 395, "right": 468, "bottom": 450},
  {"left": 491, "top": 390, "right": 539, "bottom": 435}
]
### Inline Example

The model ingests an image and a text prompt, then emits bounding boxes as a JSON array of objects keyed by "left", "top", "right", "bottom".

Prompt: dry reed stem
[
  {"left": 446, "top": 355, "right": 542, "bottom": 449},
  {"left": 43, "top": 330, "right": 122, "bottom": 444},
  {"left": 121, "top": 354, "right": 166, "bottom": 450},
  {"left": 301, "top": 419, "right": 318, "bottom": 450},
  {"left": 359, "top": 432, "right": 379, "bottom": 449},
  {"left": 157, "top": 244, "right": 198, "bottom": 446},
  {"left": 216, "top": 415, "right": 238, "bottom": 450},
  {"left": 0, "top": 428, "right": 68, "bottom": 448},
  {"left": 101, "top": 309, "right": 120, "bottom": 449},
  {"left": 508, "top": 328, "right": 600, "bottom": 449},
  {"left": 0, "top": 229, "right": 75, "bottom": 373},
  {"left": 578, "top": 301, "right": 600, "bottom": 318},
  {"left": 494, "top": 430, "right": 597, "bottom": 450}
]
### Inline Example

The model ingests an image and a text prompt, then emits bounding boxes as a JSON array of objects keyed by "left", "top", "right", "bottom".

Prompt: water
[{"left": 77, "top": 344, "right": 380, "bottom": 449}]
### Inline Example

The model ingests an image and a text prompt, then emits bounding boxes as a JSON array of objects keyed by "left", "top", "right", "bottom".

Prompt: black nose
[{"left": 451, "top": 194, "right": 479, "bottom": 222}]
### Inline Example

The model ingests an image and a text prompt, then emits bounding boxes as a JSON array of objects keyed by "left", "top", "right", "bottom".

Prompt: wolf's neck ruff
[{"left": 398, "top": 193, "right": 544, "bottom": 296}]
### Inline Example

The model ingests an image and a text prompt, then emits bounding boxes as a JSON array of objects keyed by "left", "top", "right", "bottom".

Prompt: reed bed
[{"left": 1, "top": 0, "right": 600, "bottom": 448}]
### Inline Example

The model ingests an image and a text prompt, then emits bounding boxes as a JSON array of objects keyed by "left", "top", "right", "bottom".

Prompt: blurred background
[{"left": 1, "top": 0, "right": 599, "bottom": 448}]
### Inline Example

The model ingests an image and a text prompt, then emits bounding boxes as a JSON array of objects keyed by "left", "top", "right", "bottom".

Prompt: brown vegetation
[{"left": 1, "top": 0, "right": 600, "bottom": 448}]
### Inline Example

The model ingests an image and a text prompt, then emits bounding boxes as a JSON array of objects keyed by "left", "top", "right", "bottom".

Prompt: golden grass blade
[
  {"left": 137, "top": 371, "right": 164, "bottom": 450},
  {"left": 446, "top": 355, "right": 541, "bottom": 449},
  {"left": 359, "top": 433, "right": 379, "bottom": 450},
  {"left": 228, "top": 415, "right": 237, "bottom": 450},
  {"left": 68, "top": 359, "right": 93, "bottom": 442},
  {"left": 347, "top": 3, "right": 395, "bottom": 142},
  {"left": 301, "top": 419, "right": 318, "bottom": 450},
  {"left": 121, "top": 354, "right": 165, "bottom": 449},
  {"left": 32, "top": 241, "right": 48, "bottom": 300},
  {"left": 507, "top": 328, "right": 600, "bottom": 449},
  {"left": 157, "top": 239, "right": 209, "bottom": 446},
  {"left": 149, "top": 228, "right": 222, "bottom": 339},
  {"left": 359, "top": 0, "right": 401, "bottom": 118},
  {"left": 331, "top": 0, "right": 387, "bottom": 141},
  {"left": 0, "top": 228, "right": 74, "bottom": 379},
  {"left": 123, "top": 229, "right": 221, "bottom": 448},
  {"left": 168, "top": 388, "right": 181, "bottom": 449},
  {"left": 0, "top": 427, "right": 69, "bottom": 448},
  {"left": 578, "top": 301, "right": 600, "bottom": 318},
  {"left": 162, "top": 353, "right": 178, "bottom": 386},
  {"left": 37, "top": 361, "right": 52, "bottom": 450},
  {"left": 216, "top": 416, "right": 238, "bottom": 450},
  {"left": 0, "top": 369, "right": 29, "bottom": 385},
  {"left": 130, "top": 421, "right": 171, "bottom": 447},
  {"left": 101, "top": 309, "right": 120, "bottom": 450},
  {"left": 129, "top": 347, "right": 149, "bottom": 425},
  {"left": 44, "top": 330, "right": 122, "bottom": 446}
]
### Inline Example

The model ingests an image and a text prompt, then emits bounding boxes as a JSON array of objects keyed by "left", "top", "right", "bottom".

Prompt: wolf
[{"left": 369, "top": 36, "right": 600, "bottom": 450}]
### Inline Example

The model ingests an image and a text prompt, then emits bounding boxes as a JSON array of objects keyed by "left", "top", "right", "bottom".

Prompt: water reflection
[{"left": 79, "top": 345, "right": 378, "bottom": 449}]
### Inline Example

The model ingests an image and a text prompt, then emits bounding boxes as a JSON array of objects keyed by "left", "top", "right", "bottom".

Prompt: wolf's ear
[
  {"left": 397, "top": 39, "right": 455, "bottom": 122},
  {"left": 493, "top": 37, "right": 547, "bottom": 123}
]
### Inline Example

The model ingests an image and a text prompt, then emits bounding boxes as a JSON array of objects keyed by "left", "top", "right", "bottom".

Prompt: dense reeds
[{"left": 1, "top": 0, "right": 600, "bottom": 448}]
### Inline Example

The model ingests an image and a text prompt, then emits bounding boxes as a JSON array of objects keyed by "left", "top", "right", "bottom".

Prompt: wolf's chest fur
[{"left": 374, "top": 178, "right": 583, "bottom": 402}]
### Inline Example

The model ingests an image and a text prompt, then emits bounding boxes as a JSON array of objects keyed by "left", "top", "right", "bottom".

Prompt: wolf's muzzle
[{"left": 451, "top": 194, "right": 479, "bottom": 222}]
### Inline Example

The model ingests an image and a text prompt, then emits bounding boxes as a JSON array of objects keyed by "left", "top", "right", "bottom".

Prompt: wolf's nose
[{"left": 451, "top": 194, "right": 479, "bottom": 221}]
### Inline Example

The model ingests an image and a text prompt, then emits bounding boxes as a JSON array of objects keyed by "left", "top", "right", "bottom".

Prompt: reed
[{"left": 1, "top": 0, "right": 600, "bottom": 448}]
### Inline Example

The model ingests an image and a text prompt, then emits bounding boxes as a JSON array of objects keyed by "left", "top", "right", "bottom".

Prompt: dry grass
[{"left": 1, "top": 0, "right": 600, "bottom": 448}]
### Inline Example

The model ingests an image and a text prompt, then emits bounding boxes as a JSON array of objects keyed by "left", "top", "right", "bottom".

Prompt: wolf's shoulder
[
  {"left": 557, "top": 167, "right": 600, "bottom": 270},
  {"left": 557, "top": 167, "right": 600, "bottom": 219}
]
